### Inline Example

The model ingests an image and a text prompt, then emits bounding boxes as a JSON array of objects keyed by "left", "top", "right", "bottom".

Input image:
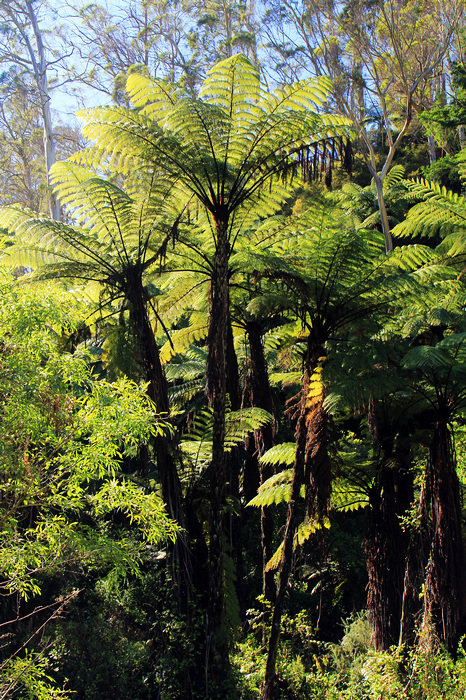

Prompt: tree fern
[
  {"left": 393, "top": 178, "right": 466, "bottom": 241},
  {"left": 47, "top": 53, "right": 353, "bottom": 672}
]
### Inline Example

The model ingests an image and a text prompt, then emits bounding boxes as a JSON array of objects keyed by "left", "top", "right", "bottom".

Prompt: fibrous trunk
[
  {"left": 366, "top": 463, "right": 411, "bottom": 649},
  {"left": 262, "top": 339, "right": 329, "bottom": 696},
  {"left": 365, "top": 410, "right": 414, "bottom": 650},
  {"left": 246, "top": 321, "right": 276, "bottom": 604},
  {"left": 126, "top": 278, "right": 190, "bottom": 593},
  {"left": 205, "top": 218, "right": 230, "bottom": 683},
  {"left": 422, "top": 420, "right": 465, "bottom": 650}
]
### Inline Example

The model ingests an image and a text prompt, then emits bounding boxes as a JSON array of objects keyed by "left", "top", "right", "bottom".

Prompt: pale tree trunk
[
  {"left": 373, "top": 174, "right": 393, "bottom": 253},
  {"left": 427, "top": 135, "right": 437, "bottom": 165},
  {"left": 25, "top": 0, "right": 60, "bottom": 221}
]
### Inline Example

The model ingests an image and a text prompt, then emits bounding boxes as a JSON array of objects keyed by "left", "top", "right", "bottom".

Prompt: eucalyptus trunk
[
  {"left": 373, "top": 175, "right": 393, "bottom": 253},
  {"left": 25, "top": 0, "right": 60, "bottom": 221}
]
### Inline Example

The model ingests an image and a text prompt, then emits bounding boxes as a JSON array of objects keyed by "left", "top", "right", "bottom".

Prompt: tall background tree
[{"left": 262, "top": 0, "right": 461, "bottom": 251}]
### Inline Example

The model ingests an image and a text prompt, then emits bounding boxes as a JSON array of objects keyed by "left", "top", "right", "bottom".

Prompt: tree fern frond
[
  {"left": 159, "top": 315, "right": 208, "bottom": 364},
  {"left": 393, "top": 178, "right": 466, "bottom": 240},
  {"left": 268, "top": 372, "right": 302, "bottom": 387},
  {"left": 180, "top": 406, "right": 273, "bottom": 469},
  {"left": 165, "top": 359, "right": 205, "bottom": 382},
  {"left": 331, "top": 477, "right": 370, "bottom": 512},
  {"left": 247, "top": 468, "right": 296, "bottom": 507},
  {"left": 383, "top": 164, "right": 405, "bottom": 187},
  {"left": 263, "top": 514, "right": 327, "bottom": 571},
  {"left": 168, "top": 378, "right": 205, "bottom": 407}
]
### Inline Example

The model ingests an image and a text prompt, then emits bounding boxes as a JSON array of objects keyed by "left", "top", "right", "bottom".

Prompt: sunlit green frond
[
  {"left": 200, "top": 53, "right": 264, "bottom": 115},
  {"left": 260, "top": 442, "right": 296, "bottom": 467},
  {"left": 247, "top": 468, "right": 296, "bottom": 507},
  {"left": 263, "top": 515, "right": 327, "bottom": 571},
  {"left": 75, "top": 53, "right": 352, "bottom": 227},
  {"left": 159, "top": 314, "right": 208, "bottom": 364},
  {"left": 126, "top": 74, "right": 182, "bottom": 122},
  {"left": 331, "top": 478, "right": 370, "bottom": 512},
  {"left": 383, "top": 165, "right": 405, "bottom": 187},
  {"left": 384, "top": 244, "right": 438, "bottom": 272},
  {"left": 268, "top": 372, "right": 302, "bottom": 387},
  {"left": 156, "top": 271, "right": 209, "bottom": 326},
  {"left": 393, "top": 179, "right": 466, "bottom": 240},
  {"left": 165, "top": 359, "right": 205, "bottom": 382}
]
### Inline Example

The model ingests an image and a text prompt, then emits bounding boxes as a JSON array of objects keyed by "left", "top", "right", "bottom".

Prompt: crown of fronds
[
  {"left": 0, "top": 162, "right": 179, "bottom": 299},
  {"left": 74, "top": 54, "right": 352, "bottom": 224}
]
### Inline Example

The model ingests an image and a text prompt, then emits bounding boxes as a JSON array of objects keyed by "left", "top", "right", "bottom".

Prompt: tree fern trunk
[
  {"left": 126, "top": 278, "right": 191, "bottom": 593},
  {"left": 246, "top": 320, "right": 276, "bottom": 604},
  {"left": 366, "top": 464, "right": 406, "bottom": 649},
  {"left": 365, "top": 412, "right": 414, "bottom": 650},
  {"left": 205, "top": 217, "right": 231, "bottom": 686},
  {"left": 262, "top": 340, "right": 325, "bottom": 696},
  {"left": 225, "top": 316, "right": 246, "bottom": 618},
  {"left": 422, "top": 419, "right": 465, "bottom": 650}
]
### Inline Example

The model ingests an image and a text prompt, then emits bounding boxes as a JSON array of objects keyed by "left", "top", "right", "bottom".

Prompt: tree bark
[
  {"left": 374, "top": 174, "right": 393, "bottom": 253},
  {"left": 246, "top": 320, "right": 276, "bottom": 604},
  {"left": 366, "top": 464, "right": 408, "bottom": 649},
  {"left": 126, "top": 275, "right": 191, "bottom": 592},
  {"left": 422, "top": 420, "right": 465, "bottom": 650},
  {"left": 25, "top": 1, "right": 60, "bottom": 221},
  {"left": 262, "top": 339, "right": 326, "bottom": 696},
  {"left": 205, "top": 216, "right": 231, "bottom": 687},
  {"left": 365, "top": 408, "right": 414, "bottom": 650},
  {"left": 225, "top": 314, "right": 246, "bottom": 617}
]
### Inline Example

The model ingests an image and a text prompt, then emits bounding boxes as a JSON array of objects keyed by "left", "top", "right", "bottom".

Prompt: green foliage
[
  {"left": 1, "top": 652, "right": 72, "bottom": 700},
  {"left": 180, "top": 406, "right": 272, "bottom": 472},
  {"left": 0, "top": 276, "right": 177, "bottom": 598},
  {"left": 233, "top": 611, "right": 466, "bottom": 699},
  {"left": 49, "top": 566, "right": 205, "bottom": 700},
  {"left": 393, "top": 178, "right": 466, "bottom": 241},
  {"left": 2, "top": 35, "right": 466, "bottom": 700},
  {"left": 74, "top": 53, "right": 351, "bottom": 242},
  {"left": 247, "top": 467, "right": 295, "bottom": 507}
]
